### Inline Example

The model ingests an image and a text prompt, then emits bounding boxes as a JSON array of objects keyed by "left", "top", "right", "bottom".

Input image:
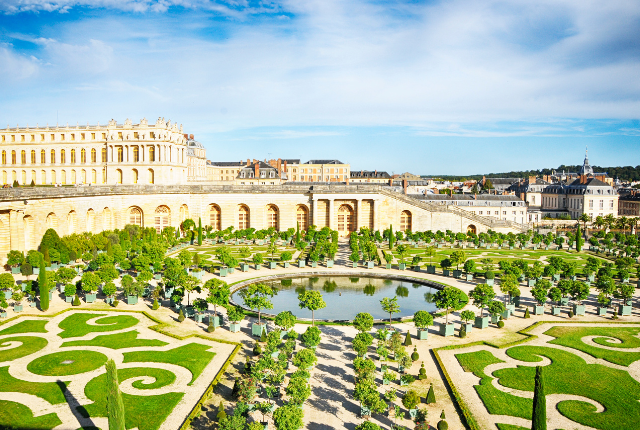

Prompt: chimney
[
  {"left": 403, "top": 179, "right": 408, "bottom": 195},
  {"left": 183, "top": 133, "right": 189, "bottom": 139},
  {"left": 255, "top": 163, "right": 259, "bottom": 178},
  {"left": 375, "top": 170, "right": 377, "bottom": 175},
  {"left": 389, "top": 178, "right": 393, "bottom": 186},
  {"left": 189, "top": 134, "right": 194, "bottom": 140},
  {"left": 529, "top": 175, "right": 536, "bottom": 184},
  {"left": 246, "top": 159, "right": 250, "bottom": 166}
]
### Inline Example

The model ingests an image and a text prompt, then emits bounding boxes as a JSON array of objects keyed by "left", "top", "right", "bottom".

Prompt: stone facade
[{"left": 0, "top": 184, "right": 528, "bottom": 262}]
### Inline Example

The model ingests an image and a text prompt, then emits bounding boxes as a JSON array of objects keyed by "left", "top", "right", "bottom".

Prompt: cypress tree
[
  {"left": 404, "top": 331, "right": 412, "bottom": 346},
  {"left": 106, "top": 359, "right": 126, "bottom": 430},
  {"left": 389, "top": 225, "right": 395, "bottom": 249},
  {"left": 260, "top": 327, "right": 267, "bottom": 343},
  {"left": 197, "top": 218, "right": 203, "bottom": 246},
  {"left": 38, "top": 260, "right": 49, "bottom": 311},
  {"left": 575, "top": 224, "right": 582, "bottom": 252},
  {"left": 531, "top": 366, "right": 547, "bottom": 430},
  {"left": 426, "top": 383, "right": 436, "bottom": 404},
  {"left": 107, "top": 240, "right": 113, "bottom": 256}
]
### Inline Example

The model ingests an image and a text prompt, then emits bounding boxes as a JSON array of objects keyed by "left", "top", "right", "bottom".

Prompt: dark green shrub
[
  {"left": 113, "top": 300, "right": 119, "bottom": 307},
  {"left": 437, "top": 420, "right": 448, "bottom": 430},
  {"left": 72, "top": 295, "right": 81, "bottom": 306},
  {"left": 459, "top": 324, "right": 467, "bottom": 338},
  {"left": 152, "top": 299, "right": 159, "bottom": 310},
  {"left": 524, "top": 307, "right": 530, "bottom": 318},
  {"left": 253, "top": 343, "right": 262, "bottom": 356},
  {"left": 411, "top": 347, "right": 419, "bottom": 361},
  {"left": 568, "top": 310, "right": 574, "bottom": 318},
  {"left": 178, "top": 309, "right": 185, "bottom": 322},
  {"left": 404, "top": 331, "right": 412, "bottom": 346},
  {"left": 426, "top": 383, "right": 436, "bottom": 403},
  {"left": 419, "top": 362, "right": 427, "bottom": 380},
  {"left": 497, "top": 320, "right": 505, "bottom": 328}
]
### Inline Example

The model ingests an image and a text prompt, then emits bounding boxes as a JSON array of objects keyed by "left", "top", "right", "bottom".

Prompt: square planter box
[
  {"left": 464, "top": 322, "right": 473, "bottom": 333},
  {"left": 553, "top": 274, "right": 561, "bottom": 282},
  {"left": 439, "top": 323, "right": 455, "bottom": 337},
  {"left": 518, "top": 274, "right": 525, "bottom": 282},
  {"left": 85, "top": 293, "right": 97, "bottom": 303},
  {"left": 105, "top": 297, "right": 114, "bottom": 304},
  {"left": 385, "top": 263, "right": 392, "bottom": 269},
  {"left": 229, "top": 322, "right": 241, "bottom": 332},
  {"left": 552, "top": 306, "right": 561, "bottom": 316},
  {"left": 442, "top": 269, "right": 451, "bottom": 277},
  {"left": 475, "top": 316, "right": 489, "bottom": 329},
  {"left": 269, "top": 262, "right": 277, "bottom": 269},
  {"left": 597, "top": 307, "right": 608, "bottom": 316},
  {"left": 127, "top": 295, "right": 138, "bottom": 305},
  {"left": 311, "top": 261, "right": 318, "bottom": 268},
  {"left": 426, "top": 265, "right": 436, "bottom": 274},
  {"left": 29, "top": 301, "right": 36, "bottom": 308},
  {"left": 569, "top": 276, "right": 577, "bottom": 281},
  {"left": 194, "top": 314, "right": 205, "bottom": 323},
  {"left": 281, "top": 262, "right": 289, "bottom": 268},
  {"left": 398, "top": 263, "right": 406, "bottom": 270},
  {"left": 501, "top": 310, "right": 510, "bottom": 320},
  {"left": 485, "top": 279, "right": 494, "bottom": 286},
  {"left": 560, "top": 297, "right": 569, "bottom": 306},
  {"left": 252, "top": 323, "right": 267, "bottom": 337},
  {"left": 209, "top": 315, "right": 220, "bottom": 327},
  {"left": 413, "top": 266, "right": 421, "bottom": 272},
  {"left": 618, "top": 305, "right": 632, "bottom": 316},
  {"left": 298, "top": 260, "right": 306, "bottom": 268},
  {"left": 255, "top": 264, "right": 262, "bottom": 270},
  {"left": 491, "top": 315, "right": 500, "bottom": 324},
  {"left": 240, "top": 263, "right": 249, "bottom": 272},
  {"left": 65, "top": 296, "right": 74, "bottom": 303},
  {"left": 513, "top": 296, "right": 521, "bottom": 307},
  {"left": 11, "top": 267, "right": 20, "bottom": 274},
  {"left": 534, "top": 305, "right": 545, "bottom": 315},
  {"left": 418, "top": 329, "right": 429, "bottom": 340},
  {"left": 192, "top": 271, "right": 203, "bottom": 280},
  {"left": 573, "top": 304, "right": 586, "bottom": 316},
  {"left": 382, "top": 379, "right": 390, "bottom": 385},
  {"left": 3, "top": 291, "right": 11, "bottom": 300},
  {"left": 324, "top": 260, "right": 333, "bottom": 268},
  {"left": 453, "top": 270, "right": 462, "bottom": 279},
  {"left": 228, "top": 268, "right": 235, "bottom": 274},
  {"left": 154, "top": 274, "right": 162, "bottom": 280},
  {"left": 219, "top": 268, "right": 228, "bottom": 277},
  {"left": 466, "top": 274, "right": 474, "bottom": 281},
  {"left": 366, "top": 261, "right": 374, "bottom": 269},
  {"left": 506, "top": 304, "right": 515, "bottom": 313},
  {"left": 13, "top": 305, "right": 23, "bottom": 312},
  {"left": 527, "top": 279, "right": 536, "bottom": 287},
  {"left": 32, "top": 268, "right": 40, "bottom": 275},
  {"left": 0, "top": 312, "right": 7, "bottom": 318},
  {"left": 352, "top": 262, "right": 358, "bottom": 268},
  {"left": 588, "top": 275, "right": 595, "bottom": 282}
]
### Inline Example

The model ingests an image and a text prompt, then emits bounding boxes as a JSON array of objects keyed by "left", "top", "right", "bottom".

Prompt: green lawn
[
  {"left": 58, "top": 313, "right": 139, "bottom": 338},
  {"left": 545, "top": 326, "right": 640, "bottom": 366},
  {"left": 0, "top": 399, "right": 62, "bottom": 429},
  {"left": 455, "top": 350, "right": 532, "bottom": 420},
  {"left": 27, "top": 350, "right": 108, "bottom": 376},
  {"left": 0, "top": 319, "right": 48, "bottom": 335},
  {"left": 123, "top": 342, "right": 215, "bottom": 385},
  {"left": 61, "top": 330, "right": 168, "bottom": 350},
  {"left": 0, "top": 366, "right": 68, "bottom": 405},
  {"left": 80, "top": 367, "right": 182, "bottom": 430},
  {"left": 0, "top": 336, "right": 48, "bottom": 362},
  {"left": 496, "top": 346, "right": 640, "bottom": 429},
  {"left": 495, "top": 425, "right": 528, "bottom": 430}
]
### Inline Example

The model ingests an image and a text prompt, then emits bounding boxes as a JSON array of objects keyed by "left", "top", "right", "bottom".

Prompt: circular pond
[{"left": 231, "top": 275, "right": 439, "bottom": 321}]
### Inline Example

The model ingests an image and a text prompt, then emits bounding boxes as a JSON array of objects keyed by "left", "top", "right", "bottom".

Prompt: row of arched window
[
  {"left": 2, "top": 169, "right": 104, "bottom": 185},
  {"left": 1, "top": 148, "right": 106, "bottom": 166}
]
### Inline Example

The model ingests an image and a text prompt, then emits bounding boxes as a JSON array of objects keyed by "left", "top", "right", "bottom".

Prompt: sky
[{"left": 1, "top": 0, "right": 639, "bottom": 175}]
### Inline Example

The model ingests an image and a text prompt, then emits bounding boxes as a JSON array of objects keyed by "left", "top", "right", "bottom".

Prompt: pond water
[{"left": 231, "top": 276, "right": 439, "bottom": 321}]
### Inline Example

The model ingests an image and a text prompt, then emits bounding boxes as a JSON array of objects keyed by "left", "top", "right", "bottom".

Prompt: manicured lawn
[
  {"left": 0, "top": 319, "right": 48, "bottom": 335},
  {"left": 123, "top": 342, "right": 215, "bottom": 385},
  {"left": 0, "top": 366, "right": 68, "bottom": 404},
  {"left": 58, "top": 313, "right": 139, "bottom": 338},
  {"left": 61, "top": 330, "right": 168, "bottom": 350},
  {"left": 0, "top": 336, "right": 48, "bottom": 362},
  {"left": 496, "top": 346, "right": 640, "bottom": 429},
  {"left": 495, "top": 424, "right": 529, "bottom": 430},
  {"left": 455, "top": 350, "right": 532, "bottom": 420},
  {"left": 0, "top": 399, "right": 62, "bottom": 429},
  {"left": 81, "top": 367, "right": 182, "bottom": 430},
  {"left": 545, "top": 326, "right": 640, "bottom": 366},
  {"left": 27, "top": 350, "right": 108, "bottom": 376}
]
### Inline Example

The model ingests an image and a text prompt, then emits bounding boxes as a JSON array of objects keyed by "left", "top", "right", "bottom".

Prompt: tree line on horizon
[{"left": 424, "top": 164, "right": 640, "bottom": 183}]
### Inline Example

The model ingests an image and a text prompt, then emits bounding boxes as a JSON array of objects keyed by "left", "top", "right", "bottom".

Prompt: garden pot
[
  {"left": 509, "top": 246, "right": 514, "bottom": 250},
  {"left": 229, "top": 322, "right": 240, "bottom": 333},
  {"left": 85, "top": 293, "right": 96, "bottom": 303},
  {"left": 552, "top": 306, "right": 561, "bottom": 316},
  {"left": 572, "top": 304, "right": 585, "bottom": 316},
  {"left": 279, "top": 330, "right": 287, "bottom": 339},
  {"left": 29, "top": 301, "right": 36, "bottom": 308},
  {"left": 475, "top": 316, "right": 489, "bottom": 329},
  {"left": 240, "top": 263, "right": 249, "bottom": 272},
  {"left": 269, "top": 261, "right": 277, "bottom": 269},
  {"left": 0, "top": 312, "right": 6, "bottom": 318},
  {"left": 618, "top": 305, "right": 632, "bottom": 316},
  {"left": 453, "top": 270, "right": 462, "bottom": 278},
  {"left": 194, "top": 313, "right": 204, "bottom": 323},
  {"left": 442, "top": 269, "right": 451, "bottom": 277},
  {"left": 327, "top": 260, "right": 334, "bottom": 268},
  {"left": 588, "top": 275, "right": 595, "bottom": 282},
  {"left": 32, "top": 268, "right": 40, "bottom": 275},
  {"left": 360, "top": 406, "right": 371, "bottom": 417},
  {"left": 426, "top": 265, "right": 436, "bottom": 274},
  {"left": 11, "top": 267, "right": 20, "bottom": 274},
  {"left": 528, "top": 279, "right": 536, "bottom": 287},
  {"left": 352, "top": 262, "right": 358, "bottom": 268},
  {"left": 65, "top": 296, "right": 74, "bottom": 303},
  {"left": 298, "top": 260, "right": 306, "bottom": 268},
  {"left": 485, "top": 279, "right": 494, "bottom": 286},
  {"left": 398, "top": 364, "right": 404, "bottom": 373},
  {"left": 553, "top": 274, "right": 561, "bottom": 282},
  {"left": 209, "top": 315, "right": 220, "bottom": 327},
  {"left": 252, "top": 323, "right": 267, "bottom": 337},
  {"left": 466, "top": 274, "right": 474, "bottom": 281},
  {"left": 398, "top": 263, "right": 406, "bottom": 270},
  {"left": 366, "top": 261, "right": 374, "bottom": 269},
  {"left": 622, "top": 278, "right": 630, "bottom": 284},
  {"left": 283, "top": 262, "right": 290, "bottom": 268},
  {"left": 597, "top": 307, "right": 608, "bottom": 316},
  {"left": 464, "top": 322, "right": 473, "bottom": 333},
  {"left": 383, "top": 378, "right": 390, "bottom": 385},
  {"left": 311, "top": 261, "right": 318, "bottom": 268},
  {"left": 560, "top": 297, "right": 569, "bottom": 306},
  {"left": 439, "top": 323, "right": 455, "bottom": 337},
  {"left": 535, "top": 305, "right": 545, "bottom": 315},
  {"left": 13, "top": 305, "right": 23, "bottom": 312},
  {"left": 491, "top": 315, "right": 500, "bottom": 324},
  {"left": 501, "top": 310, "right": 510, "bottom": 320},
  {"left": 127, "top": 295, "right": 138, "bottom": 305},
  {"left": 255, "top": 264, "right": 262, "bottom": 270},
  {"left": 400, "top": 378, "right": 408, "bottom": 386},
  {"left": 228, "top": 268, "right": 235, "bottom": 274},
  {"left": 219, "top": 267, "right": 228, "bottom": 277},
  {"left": 48, "top": 292, "right": 53, "bottom": 300},
  {"left": 569, "top": 276, "right": 577, "bottom": 281},
  {"left": 413, "top": 266, "right": 420, "bottom": 272},
  {"left": 261, "top": 423, "right": 268, "bottom": 430},
  {"left": 513, "top": 296, "right": 521, "bottom": 307},
  {"left": 418, "top": 329, "right": 429, "bottom": 340},
  {"left": 385, "top": 263, "right": 392, "bottom": 269},
  {"left": 3, "top": 291, "right": 11, "bottom": 300},
  {"left": 518, "top": 274, "right": 525, "bottom": 282},
  {"left": 154, "top": 274, "right": 161, "bottom": 280},
  {"left": 105, "top": 297, "right": 114, "bottom": 304},
  {"left": 506, "top": 304, "right": 515, "bottom": 314}
]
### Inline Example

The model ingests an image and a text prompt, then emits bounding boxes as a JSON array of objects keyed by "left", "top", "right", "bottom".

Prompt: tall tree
[
  {"left": 197, "top": 217, "right": 203, "bottom": 246},
  {"left": 298, "top": 290, "right": 326, "bottom": 326},
  {"left": 38, "top": 259, "right": 49, "bottom": 311},
  {"left": 106, "top": 359, "right": 126, "bottom": 430},
  {"left": 531, "top": 366, "right": 546, "bottom": 430}
]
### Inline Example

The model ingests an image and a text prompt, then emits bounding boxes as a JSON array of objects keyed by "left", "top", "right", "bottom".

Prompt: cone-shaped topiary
[
  {"left": 217, "top": 401, "right": 227, "bottom": 421},
  {"left": 152, "top": 299, "right": 159, "bottom": 310},
  {"left": 208, "top": 320, "right": 215, "bottom": 333},
  {"left": 524, "top": 307, "right": 530, "bottom": 318},
  {"left": 260, "top": 327, "right": 267, "bottom": 343},
  {"left": 253, "top": 343, "right": 262, "bottom": 356},
  {"left": 106, "top": 359, "right": 126, "bottom": 430},
  {"left": 459, "top": 324, "right": 467, "bottom": 339},
  {"left": 419, "top": 362, "right": 427, "bottom": 380},
  {"left": 411, "top": 347, "right": 419, "bottom": 361},
  {"left": 440, "top": 410, "right": 446, "bottom": 420},
  {"left": 437, "top": 420, "right": 448, "bottom": 430},
  {"left": 532, "top": 366, "right": 546, "bottom": 430},
  {"left": 178, "top": 308, "right": 185, "bottom": 322},
  {"left": 72, "top": 295, "right": 81, "bottom": 306},
  {"left": 426, "top": 383, "right": 436, "bottom": 404},
  {"left": 404, "top": 331, "right": 412, "bottom": 346}
]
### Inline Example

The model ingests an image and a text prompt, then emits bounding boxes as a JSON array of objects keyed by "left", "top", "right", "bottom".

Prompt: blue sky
[{"left": 1, "top": 0, "right": 639, "bottom": 175}]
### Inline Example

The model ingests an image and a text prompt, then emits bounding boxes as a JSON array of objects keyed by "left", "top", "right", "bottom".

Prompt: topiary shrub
[
  {"left": 411, "top": 347, "right": 419, "bottom": 361},
  {"left": 459, "top": 324, "right": 467, "bottom": 338},
  {"left": 404, "top": 331, "right": 412, "bottom": 346},
  {"left": 113, "top": 300, "right": 119, "bottom": 307},
  {"left": 260, "top": 327, "right": 267, "bottom": 343},
  {"left": 208, "top": 320, "right": 215, "bottom": 333},
  {"left": 426, "top": 383, "right": 436, "bottom": 403},
  {"left": 568, "top": 310, "right": 574, "bottom": 318},
  {"left": 253, "top": 343, "right": 262, "bottom": 356},
  {"left": 437, "top": 420, "right": 448, "bottom": 430},
  {"left": 524, "top": 307, "right": 530, "bottom": 318},
  {"left": 178, "top": 308, "right": 185, "bottom": 322},
  {"left": 72, "top": 295, "right": 81, "bottom": 306},
  {"left": 419, "top": 362, "right": 427, "bottom": 380},
  {"left": 497, "top": 320, "right": 505, "bottom": 328},
  {"left": 152, "top": 299, "right": 159, "bottom": 310},
  {"left": 440, "top": 410, "right": 446, "bottom": 420}
]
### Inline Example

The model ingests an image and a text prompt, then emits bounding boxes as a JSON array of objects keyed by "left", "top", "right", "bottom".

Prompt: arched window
[
  {"left": 60, "top": 149, "right": 66, "bottom": 164},
  {"left": 133, "top": 146, "right": 139, "bottom": 162},
  {"left": 116, "top": 169, "right": 123, "bottom": 184},
  {"left": 154, "top": 206, "right": 170, "bottom": 233},
  {"left": 91, "top": 169, "right": 97, "bottom": 184},
  {"left": 40, "top": 150, "right": 46, "bottom": 164},
  {"left": 148, "top": 168, "right": 154, "bottom": 184},
  {"left": 179, "top": 205, "right": 189, "bottom": 223},
  {"left": 61, "top": 170, "right": 66, "bottom": 184},
  {"left": 71, "top": 170, "right": 76, "bottom": 184},
  {"left": 2, "top": 171, "right": 6, "bottom": 184},
  {"left": 132, "top": 169, "right": 138, "bottom": 184},
  {"left": 21, "top": 170, "right": 26, "bottom": 184},
  {"left": 209, "top": 204, "right": 221, "bottom": 230},
  {"left": 238, "top": 205, "right": 250, "bottom": 230},
  {"left": 467, "top": 225, "right": 477, "bottom": 235},
  {"left": 91, "top": 148, "right": 96, "bottom": 163},
  {"left": 23, "top": 215, "right": 35, "bottom": 250},
  {"left": 103, "top": 208, "right": 113, "bottom": 230},
  {"left": 50, "top": 149, "right": 56, "bottom": 164},
  {"left": 267, "top": 205, "right": 279, "bottom": 230},
  {"left": 11, "top": 151, "right": 16, "bottom": 164},
  {"left": 337, "top": 204, "right": 354, "bottom": 234},
  {"left": 67, "top": 211, "right": 77, "bottom": 235},
  {"left": 296, "top": 205, "right": 308, "bottom": 231},
  {"left": 81, "top": 148, "right": 86, "bottom": 163},
  {"left": 129, "top": 207, "right": 142, "bottom": 226},
  {"left": 31, "top": 170, "right": 35, "bottom": 183},
  {"left": 1, "top": 151, "right": 5, "bottom": 165},
  {"left": 149, "top": 146, "right": 155, "bottom": 162},
  {"left": 81, "top": 169, "right": 86, "bottom": 183},
  {"left": 46, "top": 213, "right": 58, "bottom": 232},
  {"left": 400, "top": 210, "right": 412, "bottom": 232},
  {"left": 41, "top": 170, "right": 46, "bottom": 184},
  {"left": 21, "top": 150, "right": 26, "bottom": 164},
  {"left": 117, "top": 147, "right": 123, "bottom": 162},
  {"left": 51, "top": 170, "right": 56, "bottom": 184},
  {"left": 70, "top": 149, "right": 76, "bottom": 163},
  {"left": 101, "top": 148, "right": 106, "bottom": 162},
  {"left": 31, "top": 150, "right": 36, "bottom": 164},
  {"left": 86, "top": 209, "right": 95, "bottom": 233}
]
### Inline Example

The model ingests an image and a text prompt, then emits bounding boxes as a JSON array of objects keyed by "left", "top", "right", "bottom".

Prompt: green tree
[
  {"left": 531, "top": 366, "right": 547, "bottom": 430},
  {"left": 434, "top": 287, "right": 466, "bottom": 324},
  {"left": 275, "top": 311, "right": 297, "bottom": 332},
  {"left": 38, "top": 260, "right": 49, "bottom": 311},
  {"left": 380, "top": 296, "right": 400, "bottom": 325},
  {"left": 413, "top": 310, "right": 433, "bottom": 331},
  {"left": 298, "top": 290, "right": 326, "bottom": 325},
  {"left": 239, "top": 283, "right": 276, "bottom": 324},
  {"left": 388, "top": 225, "right": 395, "bottom": 249},
  {"left": 197, "top": 217, "right": 203, "bottom": 246},
  {"left": 179, "top": 275, "right": 201, "bottom": 306},
  {"left": 106, "top": 359, "right": 126, "bottom": 430},
  {"left": 575, "top": 223, "right": 582, "bottom": 252},
  {"left": 81, "top": 272, "right": 101, "bottom": 294},
  {"left": 204, "top": 278, "right": 230, "bottom": 317},
  {"left": 273, "top": 404, "right": 304, "bottom": 430},
  {"left": 450, "top": 250, "right": 466, "bottom": 270},
  {"left": 353, "top": 312, "right": 374, "bottom": 333}
]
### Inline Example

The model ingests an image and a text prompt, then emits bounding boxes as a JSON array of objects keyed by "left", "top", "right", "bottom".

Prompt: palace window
[
  {"left": 60, "top": 150, "right": 66, "bottom": 164},
  {"left": 91, "top": 149, "right": 96, "bottom": 163},
  {"left": 149, "top": 147, "right": 155, "bottom": 162},
  {"left": 133, "top": 146, "right": 139, "bottom": 162},
  {"left": 129, "top": 208, "right": 143, "bottom": 226},
  {"left": 31, "top": 150, "right": 36, "bottom": 164},
  {"left": 11, "top": 151, "right": 16, "bottom": 165},
  {"left": 117, "top": 147, "right": 123, "bottom": 163},
  {"left": 267, "top": 205, "right": 279, "bottom": 230},
  {"left": 101, "top": 148, "right": 107, "bottom": 162},
  {"left": 51, "top": 150, "right": 56, "bottom": 163},
  {"left": 70, "top": 149, "right": 76, "bottom": 163},
  {"left": 81, "top": 149, "right": 86, "bottom": 163},
  {"left": 1, "top": 151, "right": 5, "bottom": 165}
]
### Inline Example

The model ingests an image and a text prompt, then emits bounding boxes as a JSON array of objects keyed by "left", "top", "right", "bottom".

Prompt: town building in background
[{"left": 350, "top": 170, "right": 391, "bottom": 183}]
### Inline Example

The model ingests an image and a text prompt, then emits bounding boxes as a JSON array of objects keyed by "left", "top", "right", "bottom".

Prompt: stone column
[
  {"left": 356, "top": 199, "right": 362, "bottom": 230},
  {"left": 311, "top": 198, "right": 318, "bottom": 227},
  {"left": 372, "top": 199, "right": 380, "bottom": 231},
  {"left": 328, "top": 199, "right": 335, "bottom": 230}
]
